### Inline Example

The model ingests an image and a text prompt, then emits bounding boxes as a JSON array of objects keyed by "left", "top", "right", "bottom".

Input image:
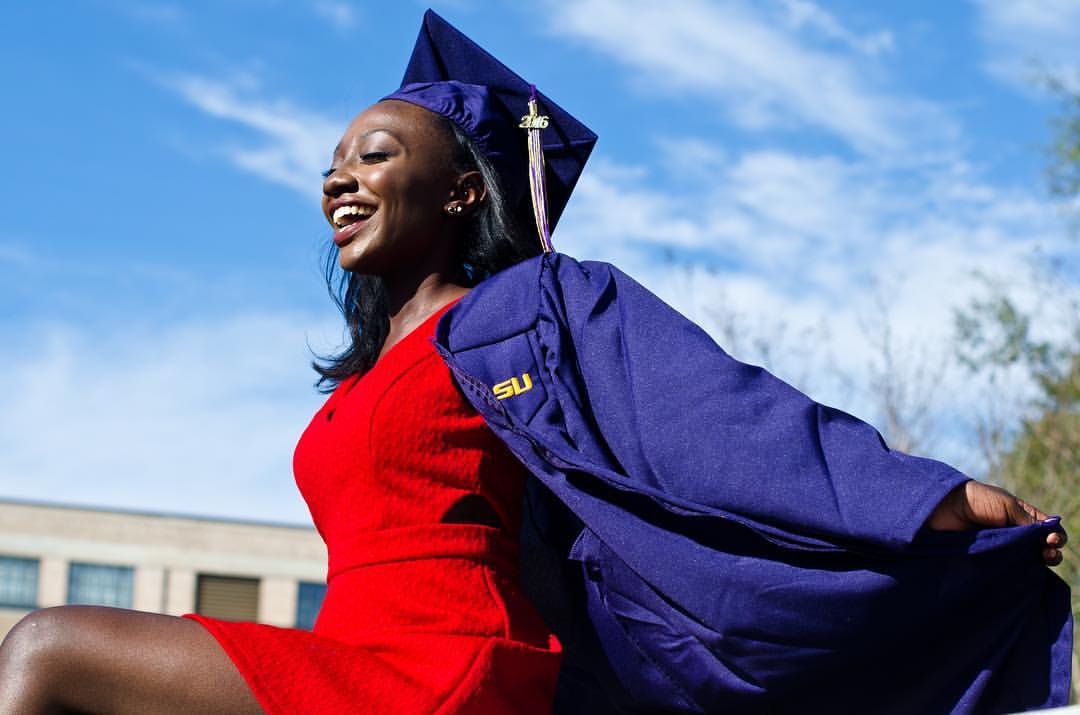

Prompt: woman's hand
[{"left": 925, "top": 480, "right": 1067, "bottom": 566}]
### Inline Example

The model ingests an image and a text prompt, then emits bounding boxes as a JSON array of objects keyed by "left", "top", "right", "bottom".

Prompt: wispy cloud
[
  {"left": 158, "top": 73, "right": 344, "bottom": 198},
  {"left": 543, "top": 0, "right": 951, "bottom": 157},
  {"left": 312, "top": 0, "right": 357, "bottom": 30},
  {"left": 973, "top": 0, "right": 1080, "bottom": 91},
  {"left": 0, "top": 311, "right": 338, "bottom": 523},
  {"left": 567, "top": 142, "right": 1064, "bottom": 322},
  {"left": 778, "top": 0, "right": 894, "bottom": 56}
]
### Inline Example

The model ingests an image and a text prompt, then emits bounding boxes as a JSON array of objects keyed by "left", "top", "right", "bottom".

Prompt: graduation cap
[{"left": 382, "top": 9, "right": 597, "bottom": 251}]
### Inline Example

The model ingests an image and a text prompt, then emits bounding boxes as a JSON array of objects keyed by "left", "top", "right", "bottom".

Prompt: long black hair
[{"left": 312, "top": 114, "right": 539, "bottom": 393}]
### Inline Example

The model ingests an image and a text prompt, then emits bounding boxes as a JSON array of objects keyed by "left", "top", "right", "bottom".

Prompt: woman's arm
[{"left": 925, "top": 480, "right": 1067, "bottom": 565}]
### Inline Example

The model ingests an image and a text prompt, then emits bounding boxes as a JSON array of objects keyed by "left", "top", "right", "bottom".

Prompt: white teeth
[{"left": 332, "top": 204, "right": 375, "bottom": 227}]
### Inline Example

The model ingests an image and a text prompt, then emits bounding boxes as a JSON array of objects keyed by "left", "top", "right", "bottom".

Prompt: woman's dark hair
[{"left": 312, "top": 114, "right": 540, "bottom": 393}]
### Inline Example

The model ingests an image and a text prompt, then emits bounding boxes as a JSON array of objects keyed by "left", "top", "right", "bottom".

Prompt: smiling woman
[
  {"left": 323, "top": 103, "right": 465, "bottom": 276},
  {"left": 0, "top": 7, "right": 1072, "bottom": 715},
  {"left": 0, "top": 9, "right": 581, "bottom": 715},
  {"left": 169, "top": 13, "right": 600, "bottom": 711},
  {"left": 313, "top": 99, "right": 535, "bottom": 387}
]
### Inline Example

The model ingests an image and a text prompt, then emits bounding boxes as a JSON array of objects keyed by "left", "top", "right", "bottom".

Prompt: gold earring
[{"left": 448, "top": 204, "right": 463, "bottom": 215}]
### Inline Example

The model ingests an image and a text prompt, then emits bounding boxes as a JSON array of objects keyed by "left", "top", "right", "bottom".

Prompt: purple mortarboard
[{"left": 382, "top": 9, "right": 597, "bottom": 251}]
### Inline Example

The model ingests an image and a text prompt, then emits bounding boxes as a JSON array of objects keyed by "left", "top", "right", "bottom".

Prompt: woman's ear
[{"left": 449, "top": 170, "right": 487, "bottom": 216}]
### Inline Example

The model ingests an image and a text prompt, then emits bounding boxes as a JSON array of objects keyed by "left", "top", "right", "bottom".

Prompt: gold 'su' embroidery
[{"left": 493, "top": 373, "right": 533, "bottom": 400}]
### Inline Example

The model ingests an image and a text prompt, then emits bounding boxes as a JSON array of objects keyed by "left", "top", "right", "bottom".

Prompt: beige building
[{"left": 0, "top": 498, "right": 326, "bottom": 639}]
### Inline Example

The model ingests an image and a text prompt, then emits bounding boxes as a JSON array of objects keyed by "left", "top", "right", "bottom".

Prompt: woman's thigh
[{"left": 0, "top": 605, "right": 263, "bottom": 715}]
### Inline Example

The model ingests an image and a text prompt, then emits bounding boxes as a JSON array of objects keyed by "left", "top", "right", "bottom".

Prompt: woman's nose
[{"left": 322, "top": 168, "right": 357, "bottom": 197}]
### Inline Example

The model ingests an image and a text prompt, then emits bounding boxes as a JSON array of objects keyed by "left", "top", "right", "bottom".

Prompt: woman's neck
[{"left": 379, "top": 271, "right": 470, "bottom": 359}]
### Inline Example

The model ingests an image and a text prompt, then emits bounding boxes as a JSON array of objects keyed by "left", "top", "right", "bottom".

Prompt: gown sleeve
[{"left": 541, "top": 253, "right": 969, "bottom": 551}]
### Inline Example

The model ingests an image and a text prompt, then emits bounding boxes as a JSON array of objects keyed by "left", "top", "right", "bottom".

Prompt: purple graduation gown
[{"left": 433, "top": 252, "right": 1072, "bottom": 713}]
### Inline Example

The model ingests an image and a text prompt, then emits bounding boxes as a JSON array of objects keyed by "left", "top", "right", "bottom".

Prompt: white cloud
[
  {"left": 973, "top": 0, "right": 1080, "bottom": 92},
  {"left": 544, "top": 0, "right": 951, "bottom": 156},
  {"left": 0, "top": 311, "right": 339, "bottom": 523},
  {"left": 778, "top": 0, "right": 894, "bottom": 56},
  {"left": 160, "top": 73, "right": 344, "bottom": 198},
  {"left": 313, "top": 0, "right": 357, "bottom": 30}
]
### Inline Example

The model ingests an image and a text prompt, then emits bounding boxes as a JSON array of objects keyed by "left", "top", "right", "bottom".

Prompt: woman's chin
[
  {"left": 337, "top": 252, "right": 356, "bottom": 272},
  {"left": 336, "top": 242, "right": 369, "bottom": 274}
]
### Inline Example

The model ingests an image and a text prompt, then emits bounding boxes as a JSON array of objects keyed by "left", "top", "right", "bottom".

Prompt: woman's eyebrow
[
  {"left": 361, "top": 128, "right": 404, "bottom": 143},
  {"left": 332, "top": 127, "right": 405, "bottom": 160}
]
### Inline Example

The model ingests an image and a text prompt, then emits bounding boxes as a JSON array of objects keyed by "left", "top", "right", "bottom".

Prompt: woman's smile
[{"left": 327, "top": 200, "right": 378, "bottom": 246}]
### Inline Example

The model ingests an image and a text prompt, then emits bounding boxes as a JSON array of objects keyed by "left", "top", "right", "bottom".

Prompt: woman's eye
[{"left": 321, "top": 153, "right": 388, "bottom": 177}]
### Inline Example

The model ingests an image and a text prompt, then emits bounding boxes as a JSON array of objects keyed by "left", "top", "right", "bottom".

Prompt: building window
[
  {"left": 67, "top": 562, "right": 134, "bottom": 608},
  {"left": 196, "top": 574, "right": 260, "bottom": 622},
  {"left": 0, "top": 556, "right": 39, "bottom": 609},
  {"left": 295, "top": 581, "right": 327, "bottom": 630}
]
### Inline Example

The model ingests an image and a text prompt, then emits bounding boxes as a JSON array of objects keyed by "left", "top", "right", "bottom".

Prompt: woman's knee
[
  {"left": 0, "top": 606, "right": 89, "bottom": 710},
  {"left": 1, "top": 607, "right": 259, "bottom": 714},
  {"left": 2, "top": 606, "right": 107, "bottom": 677},
  {"left": 2, "top": 607, "right": 65, "bottom": 669}
]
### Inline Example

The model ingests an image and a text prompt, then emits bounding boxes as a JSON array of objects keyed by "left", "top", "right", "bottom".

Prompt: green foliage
[
  {"left": 953, "top": 285, "right": 1078, "bottom": 523},
  {"left": 999, "top": 352, "right": 1080, "bottom": 703},
  {"left": 954, "top": 288, "right": 1055, "bottom": 373},
  {"left": 954, "top": 286, "right": 1080, "bottom": 700},
  {"left": 1047, "top": 77, "right": 1080, "bottom": 200},
  {"left": 997, "top": 348, "right": 1079, "bottom": 585}
]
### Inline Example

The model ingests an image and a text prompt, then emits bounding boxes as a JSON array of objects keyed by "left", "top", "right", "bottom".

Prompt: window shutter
[{"left": 196, "top": 574, "right": 260, "bottom": 621}]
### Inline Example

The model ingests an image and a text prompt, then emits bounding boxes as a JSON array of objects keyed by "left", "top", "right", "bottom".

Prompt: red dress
[{"left": 186, "top": 299, "right": 562, "bottom": 714}]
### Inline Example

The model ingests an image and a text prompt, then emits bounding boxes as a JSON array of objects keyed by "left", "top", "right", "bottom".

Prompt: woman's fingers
[
  {"left": 948, "top": 482, "right": 1067, "bottom": 566},
  {"left": 926, "top": 481, "right": 1068, "bottom": 565},
  {"left": 1044, "top": 523, "right": 1067, "bottom": 566},
  {"left": 1014, "top": 497, "right": 1048, "bottom": 524},
  {"left": 1014, "top": 497, "right": 1069, "bottom": 566}
]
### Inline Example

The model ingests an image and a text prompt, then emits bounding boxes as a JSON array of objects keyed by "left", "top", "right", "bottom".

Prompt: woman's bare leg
[{"left": 0, "top": 605, "right": 263, "bottom": 715}]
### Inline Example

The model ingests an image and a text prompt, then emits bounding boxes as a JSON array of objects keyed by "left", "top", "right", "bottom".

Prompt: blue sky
[{"left": 2, "top": 0, "right": 1078, "bottom": 524}]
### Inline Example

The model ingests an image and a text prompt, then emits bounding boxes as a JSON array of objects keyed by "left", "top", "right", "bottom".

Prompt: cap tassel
[{"left": 520, "top": 85, "right": 553, "bottom": 253}]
